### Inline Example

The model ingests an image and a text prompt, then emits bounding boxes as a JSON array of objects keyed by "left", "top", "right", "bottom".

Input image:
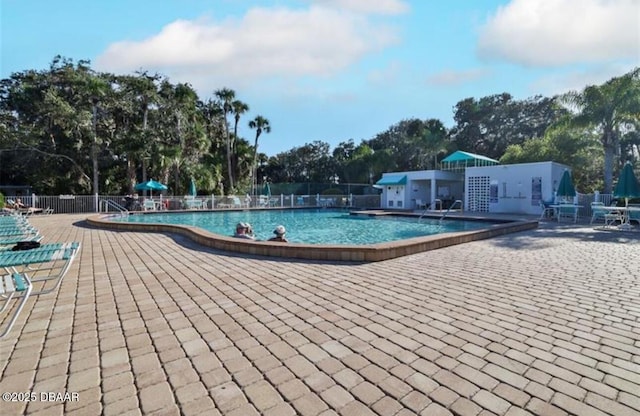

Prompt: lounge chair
[
  {"left": 184, "top": 198, "right": 203, "bottom": 209},
  {"left": 0, "top": 234, "right": 44, "bottom": 250},
  {"left": 0, "top": 242, "right": 80, "bottom": 295},
  {"left": 0, "top": 271, "right": 32, "bottom": 338},
  {"left": 5, "top": 199, "right": 43, "bottom": 216},
  {"left": 0, "top": 242, "right": 80, "bottom": 338}
]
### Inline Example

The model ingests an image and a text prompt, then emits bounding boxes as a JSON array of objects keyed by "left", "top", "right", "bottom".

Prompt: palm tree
[
  {"left": 232, "top": 100, "right": 249, "bottom": 143},
  {"left": 214, "top": 88, "right": 236, "bottom": 191},
  {"left": 561, "top": 68, "right": 640, "bottom": 193},
  {"left": 248, "top": 116, "right": 271, "bottom": 197}
]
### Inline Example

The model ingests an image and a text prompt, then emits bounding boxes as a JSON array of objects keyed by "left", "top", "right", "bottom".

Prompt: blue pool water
[{"left": 114, "top": 210, "right": 492, "bottom": 245}]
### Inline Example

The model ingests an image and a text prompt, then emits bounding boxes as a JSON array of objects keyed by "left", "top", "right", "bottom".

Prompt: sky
[{"left": 1, "top": 0, "right": 639, "bottom": 157}]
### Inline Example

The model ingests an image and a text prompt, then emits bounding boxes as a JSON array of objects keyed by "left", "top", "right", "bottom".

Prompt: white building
[
  {"left": 465, "top": 161, "right": 569, "bottom": 215},
  {"left": 375, "top": 170, "right": 464, "bottom": 210},
  {"left": 376, "top": 151, "right": 572, "bottom": 215}
]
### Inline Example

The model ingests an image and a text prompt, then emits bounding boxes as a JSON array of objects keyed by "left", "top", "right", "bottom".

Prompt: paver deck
[{"left": 0, "top": 214, "right": 639, "bottom": 416}]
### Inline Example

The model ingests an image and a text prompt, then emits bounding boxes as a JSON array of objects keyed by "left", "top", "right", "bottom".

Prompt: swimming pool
[
  {"left": 89, "top": 209, "right": 537, "bottom": 262},
  {"left": 113, "top": 209, "right": 490, "bottom": 245}
]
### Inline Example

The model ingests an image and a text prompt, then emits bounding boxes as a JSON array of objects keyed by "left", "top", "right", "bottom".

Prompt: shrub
[{"left": 321, "top": 188, "right": 343, "bottom": 195}]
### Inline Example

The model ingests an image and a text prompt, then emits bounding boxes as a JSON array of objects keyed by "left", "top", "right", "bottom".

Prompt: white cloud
[
  {"left": 528, "top": 63, "right": 639, "bottom": 96},
  {"left": 95, "top": 6, "right": 400, "bottom": 90},
  {"left": 309, "top": 0, "right": 409, "bottom": 15},
  {"left": 478, "top": 0, "right": 640, "bottom": 66},
  {"left": 427, "top": 68, "right": 490, "bottom": 86}
]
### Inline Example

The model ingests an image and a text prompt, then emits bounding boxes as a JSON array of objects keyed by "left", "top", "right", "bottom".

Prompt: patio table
[
  {"left": 550, "top": 204, "right": 582, "bottom": 223},
  {"left": 600, "top": 206, "right": 640, "bottom": 228}
]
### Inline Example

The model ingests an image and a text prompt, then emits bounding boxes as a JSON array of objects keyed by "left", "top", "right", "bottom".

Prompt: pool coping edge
[{"left": 86, "top": 213, "right": 538, "bottom": 262}]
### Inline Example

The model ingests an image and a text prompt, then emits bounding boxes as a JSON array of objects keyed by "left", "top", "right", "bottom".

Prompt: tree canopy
[{"left": 1, "top": 56, "right": 638, "bottom": 196}]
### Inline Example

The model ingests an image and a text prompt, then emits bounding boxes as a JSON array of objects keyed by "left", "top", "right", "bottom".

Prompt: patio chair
[
  {"left": 232, "top": 197, "right": 243, "bottom": 208},
  {"left": 415, "top": 199, "right": 427, "bottom": 210},
  {"left": 143, "top": 199, "right": 156, "bottom": 211},
  {"left": 539, "top": 200, "right": 555, "bottom": 220},
  {"left": 604, "top": 208, "right": 624, "bottom": 227},
  {"left": 590, "top": 202, "right": 607, "bottom": 224},
  {"left": 184, "top": 198, "right": 203, "bottom": 209},
  {"left": 627, "top": 204, "right": 640, "bottom": 226},
  {"left": 557, "top": 204, "right": 578, "bottom": 223}
]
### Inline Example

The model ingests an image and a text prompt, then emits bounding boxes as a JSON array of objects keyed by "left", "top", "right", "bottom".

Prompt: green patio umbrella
[
  {"left": 188, "top": 177, "right": 197, "bottom": 197},
  {"left": 556, "top": 169, "right": 576, "bottom": 201},
  {"left": 613, "top": 162, "right": 640, "bottom": 206},
  {"left": 262, "top": 182, "right": 271, "bottom": 197}
]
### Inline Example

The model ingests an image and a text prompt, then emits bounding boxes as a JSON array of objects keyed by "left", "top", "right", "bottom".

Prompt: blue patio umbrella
[
  {"left": 613, "top": 162, "right": 640, "bottom": 206},
  {"left": 556, "top": 169, "right": 576, "bottom": 201},
  {"left": 188, "top": 177, "right": 197, "bottom": 197}
]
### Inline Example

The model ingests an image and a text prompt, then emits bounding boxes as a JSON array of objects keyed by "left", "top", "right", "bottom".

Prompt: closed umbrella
[
  {"left": 613, "top": 162, "right": 640, "bottom": 207},
  {"left": 260, "top": 182, "right": 272, "bottom": 207},
  {"left": 189, "top": 178, "right": 197, "bottom": 197},
  {"left": 556, "top": 169, "right": 576, "bottom": 202}
]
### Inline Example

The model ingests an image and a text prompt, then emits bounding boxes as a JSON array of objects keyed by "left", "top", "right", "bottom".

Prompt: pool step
[{"left": 350, "top": 210, "right": 394, "bottom": 217}]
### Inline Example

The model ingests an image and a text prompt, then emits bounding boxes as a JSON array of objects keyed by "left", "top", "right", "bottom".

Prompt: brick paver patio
[{"left": 0, "top": 214, "right": 639, "bottom": 416}]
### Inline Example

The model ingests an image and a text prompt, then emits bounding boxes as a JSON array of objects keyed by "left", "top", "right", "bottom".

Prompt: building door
[{"left": 386, "top": 186, "right": 405, "bottom": 208}]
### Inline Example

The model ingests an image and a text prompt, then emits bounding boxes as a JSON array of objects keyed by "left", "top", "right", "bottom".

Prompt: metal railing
[
  {"left": 1, "top": 193, "right": 383, "bottom": 214},
  {"left": 13, "top": 192, "right": 620, "bottom": 218},
  {"left": 100, "top": 200, "right": 129, "bottom": 216},
  {"left": 439, "top": 200, "right": 463, "bottom": 221}
]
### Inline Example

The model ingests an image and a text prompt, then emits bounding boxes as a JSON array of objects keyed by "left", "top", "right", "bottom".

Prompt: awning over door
[{"left": 375, "top": 175, "right": 407, "bottom": 186}]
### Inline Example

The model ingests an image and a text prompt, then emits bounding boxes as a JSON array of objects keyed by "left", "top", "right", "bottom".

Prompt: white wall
[
  {"left": 466, "top": 162, "right": 569, "bottom": 215},
  {"left": 379, "top": 170, "right": 464, "bottom": 209}
]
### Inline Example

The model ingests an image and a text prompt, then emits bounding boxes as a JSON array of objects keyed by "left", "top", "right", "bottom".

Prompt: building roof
[
  {"left": 440, "top": 151, "right": 499, "bottom": 172},
  {"left": 441, "top": 151, "right": 499, "bottom": 164}
]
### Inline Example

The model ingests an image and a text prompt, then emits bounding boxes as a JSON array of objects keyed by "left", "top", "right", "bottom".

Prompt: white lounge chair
[{"left": 184, "top": 198, "right": 203, "bottom": 209}]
